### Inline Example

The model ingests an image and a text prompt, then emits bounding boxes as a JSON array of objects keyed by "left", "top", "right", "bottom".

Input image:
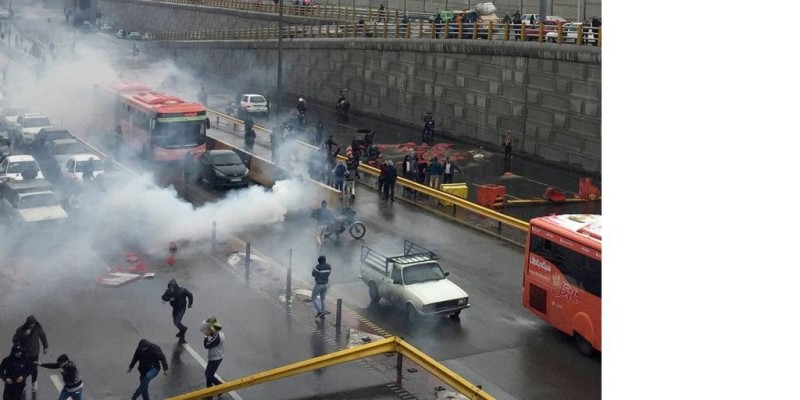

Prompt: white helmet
[{"left": 299, "top": 98, "right": 305, "bottom": 103}]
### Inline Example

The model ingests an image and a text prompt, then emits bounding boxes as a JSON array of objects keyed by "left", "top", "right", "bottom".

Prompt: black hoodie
[
  {"left": 12, "top": 315, "right": 48, "bottom": 357},
  {"left": 0, "top": 345, "right": 33, "bottom": 382},
  {"left": 161, "top": 279, "right": 193, "bottom": 311},
  {"left": 39, "top": 360, "right": 82, "bottom": 391},
  {"left": 128, "top": 339, "right": 168, "bottom": 374}
]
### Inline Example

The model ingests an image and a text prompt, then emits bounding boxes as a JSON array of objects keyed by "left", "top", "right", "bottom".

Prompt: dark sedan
[{"left": 191, "top": 150, "right": 250, "bottom": 189}]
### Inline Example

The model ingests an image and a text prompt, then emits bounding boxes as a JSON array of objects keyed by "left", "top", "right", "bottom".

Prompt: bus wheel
[
  {"left": 368, "top": 282, "right": 380, "bottom": 303},
  {"left": 575, "top": 332, "right": 596, "bottom": 357}
]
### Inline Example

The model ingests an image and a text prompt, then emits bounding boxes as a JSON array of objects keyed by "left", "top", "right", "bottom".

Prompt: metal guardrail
[
  {"left": 208, "top": 110, "right": 529, "bottom": 246},
  {"left": 149, "top": 20, "right": 600, "bottom": 45},
  {"left": 142, "top": 0, "right": 600, "bottom": 45},
  {"left": 150, "top": 0, "right": 429, "bottom": 23},
  {"left": 166, "top": 336, "right": 495, "bottom": 400}
]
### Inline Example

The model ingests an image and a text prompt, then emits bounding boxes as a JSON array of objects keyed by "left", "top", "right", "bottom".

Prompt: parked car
[
  {"left": 238, "top": 94, "right": 270, "bottom": 116},
  {"left": 545, "top": 22, "right": 597, "bottom": 44},
  {"left": 428, "top": 10, "right": 455, "bottom": 24},
  {"left": 12, "top": 113, "right": 52, "bottom": 148},
  {"left": 0, "top": 155, "right": 45, "bottom": 181},
  {"left": 127, "top": 31, "right": 142, "bottom": 41},
  {"left": 189, "top": 150, "right": 249, "bottom": 189},
  {"left": 524, "top": 18, "right": 562, "bottom": 41},
  {"left": 60, "top": 154, "right": 104, "bottom": 183}
]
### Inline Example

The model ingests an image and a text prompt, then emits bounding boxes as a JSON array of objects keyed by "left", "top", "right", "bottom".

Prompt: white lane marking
[
  {"left": 50, "top": 373, "right": 64, "bottom": 390},
  {"left": 182, "top": 342, "right": 244, "bottom": 400},
  {"left": 332, "top": 122, "right": 361, "bottom": 131}
]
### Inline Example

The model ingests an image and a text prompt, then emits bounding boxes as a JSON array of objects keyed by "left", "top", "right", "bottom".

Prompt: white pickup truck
[{"left": 359, "top": 240, "right": 470, "bottom": 322}]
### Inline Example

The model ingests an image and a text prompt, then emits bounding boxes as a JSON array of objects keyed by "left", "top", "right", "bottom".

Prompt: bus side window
[
  {"left": 579, "top": 258, "right": 601, "bottom": 298},
  {"left": 551, "top": 245, "right": 579, "bottom": 287}
]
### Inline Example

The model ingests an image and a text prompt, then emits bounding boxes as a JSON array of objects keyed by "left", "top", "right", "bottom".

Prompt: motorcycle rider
[
  {"left": 336, "top": 90, "right": 349, "bottom": 112},
  {"left": 295, "top": 98, "right": 307, "bottom": 126},
  {"left": 314, "top": 200, "right": 335, "bottom": 247},
  {"left": 244, "top": 115, "right": 255, "bottom": 151}
]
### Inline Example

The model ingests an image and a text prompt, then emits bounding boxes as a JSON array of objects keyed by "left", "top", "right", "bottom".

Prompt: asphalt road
[{"left": 1, "top": 4, "right": 602, "bottom": 400}]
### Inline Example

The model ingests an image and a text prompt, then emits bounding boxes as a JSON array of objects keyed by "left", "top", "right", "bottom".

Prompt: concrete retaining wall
[{"left": 151, "top": 39, "right": 601, "bottom": 172}]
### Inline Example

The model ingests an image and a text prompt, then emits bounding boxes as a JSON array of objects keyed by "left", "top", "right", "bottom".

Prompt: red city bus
[
  {"left": 100, "top": 82, "right": 207, "bottom": 162},
  {"left": 522, "top": 214, "right": 601, "bottom": 356}
]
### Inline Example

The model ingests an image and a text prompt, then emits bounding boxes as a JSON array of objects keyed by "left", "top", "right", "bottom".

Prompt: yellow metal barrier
[
  {"left": 166, "top": 336, "right": 494, "bottom": 400},
  {"left": 334, "top": 154, "right": 527, "bottom": 233},
  {"left": 206, "top": 110, "right": 526, "bottom": 234}
]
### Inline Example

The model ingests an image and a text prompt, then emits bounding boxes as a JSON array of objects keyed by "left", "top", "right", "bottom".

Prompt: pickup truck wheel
[
  {"left": 449, "top": 310, "right": 461, "bottom": 319},
  {"left": 368, "top": 282, "right": 380, "bottom": 303},
  {"left": 405, "top": 304, "right": 419, "bottom": 323},
  {"left": 575, "top": 332, "right": 597, "bottom": 357}
]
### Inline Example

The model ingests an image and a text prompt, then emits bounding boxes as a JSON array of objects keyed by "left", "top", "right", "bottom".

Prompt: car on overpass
[{"left": 545, "top": 22, "right": 597, "bottom": 44}]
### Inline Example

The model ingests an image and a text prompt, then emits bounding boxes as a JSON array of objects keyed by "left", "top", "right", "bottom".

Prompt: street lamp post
[{"left": 277, "top": 0, "right": 283, "bottom": 126}]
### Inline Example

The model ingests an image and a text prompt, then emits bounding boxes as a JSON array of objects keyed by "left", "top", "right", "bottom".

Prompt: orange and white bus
[
  {"left": 99, "top": 82, "right": 207, "bottom": 162},
  {"left": 523, "top": 214, "right": 601, "bottom": 356}
]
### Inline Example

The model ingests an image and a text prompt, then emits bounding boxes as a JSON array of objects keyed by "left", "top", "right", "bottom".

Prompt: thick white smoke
[{"left": 88, "top": 174, "right": 319, "bottom": 251}]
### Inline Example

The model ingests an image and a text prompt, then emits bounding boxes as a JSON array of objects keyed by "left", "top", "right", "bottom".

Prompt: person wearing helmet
[
  {"left": 1, "top": 344, "right": 33, "bottom": 400},
  {"left": 38, "top": 354, "right": 83, "bottom": 400},
  {"left": 295, "top": 98, "right": 308, "bottom": 127}
]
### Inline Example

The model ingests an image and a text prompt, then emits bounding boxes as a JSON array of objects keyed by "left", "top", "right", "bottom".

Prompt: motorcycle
[
  {"left": 291, "top": 108, "right": 308, "bottom": 128},
  {"left": 315, "top": 206, "right": 366, "bottom": 245}
]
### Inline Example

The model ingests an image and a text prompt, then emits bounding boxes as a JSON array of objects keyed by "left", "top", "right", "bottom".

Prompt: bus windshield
[{"left": 153, "top": 121, "right": 205, "bottom": 148}]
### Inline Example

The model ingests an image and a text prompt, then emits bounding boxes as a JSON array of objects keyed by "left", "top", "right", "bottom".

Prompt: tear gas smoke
[{"left": 89, "top": 175, "right": 320, "bottom": 251}]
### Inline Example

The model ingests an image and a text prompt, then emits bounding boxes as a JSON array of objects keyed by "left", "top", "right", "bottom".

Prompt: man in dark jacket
[
  {"left": 1, "top": 344, "right": 33, "bottom": 400},
  {"left": 12, "top": 315, "right": 47, "bottom": 393},
  {"left": 38, "top": 354, "right": 83, "bottom": 400},
  {"left": 128, "top": 339, "right": 168, "bottom": 400},
  {"left": 162, "top": 279, "right": 193, "bottom": 343},
  {"left": 442, "top": 156, "right": 462, "bottom": 184},
  {"left": 308, "top": 256, "right": 331, "bottom": 319},
  {"left": 382, "top": 159, "right": 398, "bottom": 202}
]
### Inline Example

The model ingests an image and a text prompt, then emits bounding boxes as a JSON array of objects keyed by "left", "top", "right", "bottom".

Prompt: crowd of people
[{"left": 0, "top": 279, "right": 225, "bottom": 400}]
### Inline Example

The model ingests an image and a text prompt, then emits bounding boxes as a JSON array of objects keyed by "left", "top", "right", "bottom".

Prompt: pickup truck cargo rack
[{"left": 361, "top": 240, "right": 439, "bottom": 274}]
